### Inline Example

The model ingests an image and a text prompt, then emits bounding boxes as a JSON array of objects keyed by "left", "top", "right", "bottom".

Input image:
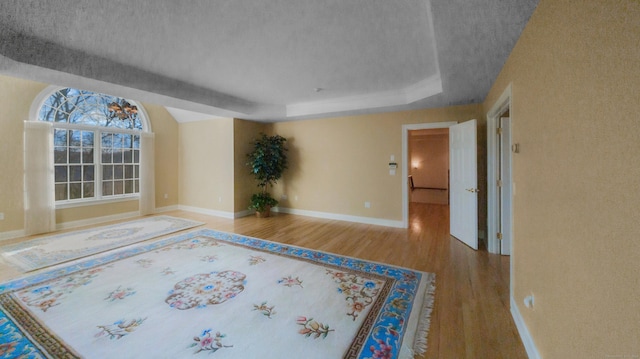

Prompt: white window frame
[{"left": 30, "top": 86, "right": 151, "bottom": 209}]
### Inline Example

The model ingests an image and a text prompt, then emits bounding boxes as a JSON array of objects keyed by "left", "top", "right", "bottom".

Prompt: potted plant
[{"left": 246, "top": 133, "right": 288, "bottom": 217}]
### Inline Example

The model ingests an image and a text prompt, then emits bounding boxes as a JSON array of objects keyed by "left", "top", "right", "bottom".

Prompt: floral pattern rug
[
  {"left": 0, "top": 216, "right": 204, "bottom": 272},
  {"left": 0, "top": 229, "right": 435, "bottom": 359}
]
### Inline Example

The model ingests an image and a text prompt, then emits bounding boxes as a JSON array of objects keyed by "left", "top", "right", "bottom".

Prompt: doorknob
[{"left": 466, "top": 188, "right": 479, "bottom": 193}]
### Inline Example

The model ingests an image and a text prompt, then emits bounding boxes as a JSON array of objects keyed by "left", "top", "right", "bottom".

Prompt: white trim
[
  {"left": 0, "top": 229, "right": 27, "bottom": 242},
  {"left": 55, "top": 210, "right": 140, "bottom": 231},
  {"left": 234, "top": 209, "right": 254, "bottom": 218},
  {"left": 55, "top": 196, "right": 139, "bottom": 209},
  {"left": 487, "top": 83, "right": 512, "bottom": 255},
  {"left": 286, "top": 74, "right": 442, "bottom": 118},
  {"left": 154, "top": 205, "right": 179, "bottom": 213},
  {"left": 273, "top": 207, "right": 404, "bottom": 228},
  {"left": 511, "top": 296, "right": 541, "bottom": 359},
  {"left": 401, "top": 121, "right": 458, "bottom": 228},
  {"left": 177, "top": 205, "right": 236, "bottom": 220}
]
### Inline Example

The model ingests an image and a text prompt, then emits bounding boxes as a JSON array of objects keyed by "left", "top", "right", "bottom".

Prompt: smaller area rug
[
  {"left": 0, "top": 229, "right": 435, "bottom": 359},
  {"left": 0, "top": 216, "right": 203, "bottom": 272}
]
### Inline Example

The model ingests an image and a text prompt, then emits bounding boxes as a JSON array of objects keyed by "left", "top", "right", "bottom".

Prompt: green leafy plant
[
  {"left": 246, "top": 133, "right": 288, "bottom": 215},
  {"left": 248, "top": 192, "right": 279, "bottom": 213}
]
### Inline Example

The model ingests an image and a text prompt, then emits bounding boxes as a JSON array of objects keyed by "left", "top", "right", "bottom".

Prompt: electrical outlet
[
  {"left": 0, "top": 212, "right": 4, "bottom": 220},
  {"left": 164, "top": 193, "right": 169, "bottom": 199},
  {"left": 364, "top": 201, "right": 371, "bottom": 208},
  {"left": 281, "top": 194, "right": 287, "bottom": 200}
]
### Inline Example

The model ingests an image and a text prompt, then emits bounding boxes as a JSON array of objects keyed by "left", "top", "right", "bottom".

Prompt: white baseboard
[
  {"left": 273, "top": 207, "right": 405, "bottom": 228},
  {"left": 154, "top": 205, "right": 180, "bottom": 213},
  {"left": 178, "top": 205, "right": 236, "bottom": 219},
  {"left": 0, "top": 229, "right": 27, "bottom": 242},
  {"left": 234, "top": 210, "right": 253, "bottom": 218},
  {"left": 56, "top": 211, "right": 141, "bottom": 231},
  {"left": 511, "top": 296, "right": 541, "bottom": 359}
]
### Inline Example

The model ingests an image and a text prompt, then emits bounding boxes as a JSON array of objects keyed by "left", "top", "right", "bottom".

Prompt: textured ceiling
[{"left": 0, "top": 0, "right": 538, "bottom": 122}]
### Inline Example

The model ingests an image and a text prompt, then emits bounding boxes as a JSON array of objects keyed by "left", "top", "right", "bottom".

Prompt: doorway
[
  {"left": 401, "top": 122, "right": 457, "bottom": 228},
  {"left": 408, "top": 128, "right": 450, "bottom": 205}
]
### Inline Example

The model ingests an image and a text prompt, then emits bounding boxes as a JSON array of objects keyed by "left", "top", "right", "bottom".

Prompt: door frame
[
  {"left": 402, "top": 121, "right": 457, "bottom": 228},
  {"left": 487, "top": 84, "right": 512, "bottom": 254}
]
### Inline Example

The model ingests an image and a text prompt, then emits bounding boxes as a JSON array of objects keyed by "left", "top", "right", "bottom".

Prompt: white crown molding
[
  {"left": 286, "top": 74, "right": 442, "bottom": 118},
  {"left": 273, "top": 207, "right": 404, "bottom": 228},
  {"left": 511, "top": 296, "right": 541, "bottom": 359}
]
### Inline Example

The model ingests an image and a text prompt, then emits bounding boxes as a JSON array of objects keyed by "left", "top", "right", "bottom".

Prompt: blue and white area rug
[
  {"left": 0, "top": 229, "right": 435, "bottom": 359},
  {"left": 0, "top": 216, "right": 203, "bottom": 272}
]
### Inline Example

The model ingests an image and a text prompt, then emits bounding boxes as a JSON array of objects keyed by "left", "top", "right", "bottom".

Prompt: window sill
[{"left": 55, "top": 195, "right": 139, "bottom": 209}]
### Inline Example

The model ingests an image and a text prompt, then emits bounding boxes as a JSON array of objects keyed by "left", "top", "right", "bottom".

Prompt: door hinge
[
  {"left": 497, "top": 127, "right": 503, "bottom": 135},
  {"left": 497, "top": 232, "right": 503, "bottom": 240},
  {"left": 497, "top": 180, "right": 503, "bottom": 187}
]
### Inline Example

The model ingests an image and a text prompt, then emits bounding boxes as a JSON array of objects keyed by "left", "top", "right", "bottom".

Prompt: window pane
[
  {"left": 69, "top": 130, "right": 81, "bottom": 146},
  {"left": 124, "top": 165, "right": 134, "bottom": 179},
  {"left": 123, "top": 149, "right": 132, "bottom": 163},
  {"left": 113, "top": 133, "right": 124, "bottom": 148},
  {"left": 133, "top": 150, "right": 139, "bottom": 163},
  {"left": 55, "top": 184, "right": 67, "bottom": 201},
  {"left": 125, "top": 180, "right": 134, "bottom": 194},
  {"left": 102, "top": 181, "right": 113, "bottom": 196},
  {"left": 54, "top": 130, "right": 67, "bottom": 146},
  {"left": 54, "top": 147, "right": 67, "bottom": 164},
  {"left": 83, "top": 182, "right": 94, "bottom": 198},
  {"left": 113, "top": 150, "right": 123, "bottom": 163},
  {"left": 82, "top": 131, "right": 94, "bottom": 146},
  {"left": 123, "top": 134, "right": 132, "bottom": 149},
  {"left": 134, "top": 179, "right": 139, "bottom": 193},
  {"left": 102, "top": 148, "right": 112, "bottom": 163},
  {"left": 82, "top": 148, "right": 94, "bottom": 163},
  {"left": 69, "top": 183, "right": 82, "bottom": 199},
  {"left": 69, "top": 148, "right": 81, "bottom": 163},
  {"left": 83, "top": 165, "right": 94, "bottom": 181},
  {"left": 55, "top": 166, "right": 67, "bottom": 183},
  {"left": 70, "top": 166, "right": 82, "bottom": 181},
  {"left": 103, "top": 165, "right": 113, "bottom": 180},
  {"left": 114, "top": 165, "right": 123, "bottom": 179},
  {"left": 133, "top": 136, "right": 140, "bottom": 149},
  {"left": 114, "top": 181, "right": 124, "bottom": 195},
  {"left": 134, "top": 165, "right": 139, "bottom": 178},
  {"left": 101, "top": 133, "right": 113, "bottom": 148}
]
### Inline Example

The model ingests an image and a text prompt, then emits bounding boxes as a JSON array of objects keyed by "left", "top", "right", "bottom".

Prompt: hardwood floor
[{"left": 0, "top": 203, "right": 527, "bottom": 358}]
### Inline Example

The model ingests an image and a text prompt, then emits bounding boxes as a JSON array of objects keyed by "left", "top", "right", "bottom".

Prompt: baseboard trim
[
  {"left": 273, "top": 207, "right": 404, "bottom": 228},
  {"left": 234, "top": 210, "right": 253, "bottom": 218},
  {"left": 511, "top": 296, "right": 541, "bottom": 359},
  {"left": 178, "top": 205, "right": 236, "bottom": 219},
  {"left": 154, "top": 205, "right": 180, "bottom": 213},
  {"left": 0, "top": 229, "right": 27, "bottom": 242},
  {"left": 56, "top": 211, "right": 141, "bottom": 231}
]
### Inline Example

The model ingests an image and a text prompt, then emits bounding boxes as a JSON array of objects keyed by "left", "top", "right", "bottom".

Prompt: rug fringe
[{"left": 412, "top": 273, "right": 436, "bottom": 357}]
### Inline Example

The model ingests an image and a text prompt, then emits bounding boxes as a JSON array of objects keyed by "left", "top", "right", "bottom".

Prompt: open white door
[{"left": 450, "top": 119, "right": 478, "bottom": 250}]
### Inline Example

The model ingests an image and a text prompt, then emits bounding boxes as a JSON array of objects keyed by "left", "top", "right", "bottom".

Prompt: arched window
[{"left": 37, "top": 87, "right": 149, "bottom": 203}]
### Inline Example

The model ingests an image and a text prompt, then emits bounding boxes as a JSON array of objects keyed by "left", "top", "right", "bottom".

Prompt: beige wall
[
  {"left": 145, "top": 104, "right": 180, "bottom": 210},
  {"left": 270, "top": 105, "right": 481, "bottom": 221},
  {"left": 179, "top": 118, "right": 235, "bottom": 213},
  {"left": 0, "top": 74, "right": 180, "bottom": 232},
  {"left": 233, "top": 119, "right": 268, "bottom": 213},
  {"left": 409, "top": 133, "right": 449, "bottom": 189},
  {"left": 482, "top": 0, "right": 640, "bottom": 357}
]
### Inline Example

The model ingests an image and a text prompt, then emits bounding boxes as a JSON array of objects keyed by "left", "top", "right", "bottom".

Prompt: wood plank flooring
[{"left": 0, "top": 203, "right": 527, "bottom": 358}]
